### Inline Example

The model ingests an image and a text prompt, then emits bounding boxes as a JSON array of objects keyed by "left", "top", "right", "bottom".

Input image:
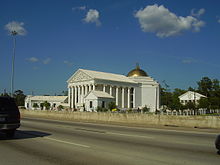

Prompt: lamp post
[{"left": 10, "top": 31, "right": 18, "bottom": 97}]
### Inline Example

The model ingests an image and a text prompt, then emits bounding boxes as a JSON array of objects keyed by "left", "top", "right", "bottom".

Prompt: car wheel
[{"left": 5, "top": 130, "right": 15, "bottom": 138}]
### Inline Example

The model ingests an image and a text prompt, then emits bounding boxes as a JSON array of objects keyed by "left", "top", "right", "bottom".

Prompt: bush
[
  {"left": 108, "top": 102, "right": 117, "bottom": 111},
  {"left": 57, "top": 105, "right": 64, "bottom": 111},
  {"left": 142, "top": 106, "right": 150, "bottom": 113}
]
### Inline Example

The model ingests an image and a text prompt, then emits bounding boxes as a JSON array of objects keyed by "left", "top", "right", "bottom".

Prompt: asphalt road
[{"left": 0, "top": 117, "right": 219, "bottom": 165}]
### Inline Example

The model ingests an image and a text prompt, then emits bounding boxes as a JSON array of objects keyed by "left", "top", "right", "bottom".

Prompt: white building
[
  {"left": 25, "top": 95, "right": 68, "bottom": 110},
  {"left": 178, "top": 91, "right": 206, "bottom": 105},
  {"left": 67, "top": 65, "right": 160, "bottom": 112}
]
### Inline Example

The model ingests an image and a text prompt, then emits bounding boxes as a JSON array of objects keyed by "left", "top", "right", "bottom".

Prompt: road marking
[
  {"left": 44, "top": 137, "right": 90, "bottom": 148},
  {"left": 107, "top": 132, "right": 153, "bottom": 139}
]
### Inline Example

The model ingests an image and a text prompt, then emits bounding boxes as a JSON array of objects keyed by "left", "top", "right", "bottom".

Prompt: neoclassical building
[{"left": 67, "top": 65, "right": 160, "bottom": 112}]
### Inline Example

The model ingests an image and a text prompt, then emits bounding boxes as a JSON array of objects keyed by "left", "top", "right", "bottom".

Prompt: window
[
  {"left": 102, "top": 101, "right": 105, "bottom": 108},
  {"left": 90, "top": 101, "right": 93, "bottom": 108}
]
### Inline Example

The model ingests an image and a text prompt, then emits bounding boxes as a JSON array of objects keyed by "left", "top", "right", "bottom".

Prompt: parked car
[
  {"left": 215, "top": 134, "right": 220, "bottom": 153},
  {"left": 0, "top": 96, "right": 20, "bottom": 138}
]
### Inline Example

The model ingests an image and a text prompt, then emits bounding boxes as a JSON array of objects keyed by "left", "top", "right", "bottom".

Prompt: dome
[{"left": 127, "top": 64, "right": 148, "bottom": 77}]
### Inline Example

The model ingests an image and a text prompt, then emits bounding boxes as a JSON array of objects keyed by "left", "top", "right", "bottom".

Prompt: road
[{"left": 0, "top": 117, "right": 219, "bottom": 165}]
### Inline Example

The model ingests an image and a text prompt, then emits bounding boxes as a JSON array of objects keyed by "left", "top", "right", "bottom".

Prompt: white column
[
  {"left": 89, "top": 84, "right": 91, "bottom": 92},
  {"left": 68, "top": 87, "right": 71, "bottom": 108},
  {"left": 82, "top": 85, "right": 84, "bottom": 103},
  {"left": 71, "top": 87, "right": 74, "bottom": 109},
  {"left": 122, "top": 87, "right": 125, "bottom": 108},
  {"left": 92, "top": 84, "right": 95, "bottom": 90},
  {"left": 110, "top": 86, "right": 112, "bottom": 96},
  {"left": 133, "top": 88, "right": 136, "bottom": 108},
  {"left": 127, "top": 88, "right": 130, "bottom": 108},
  {"left": 74, "top": 86, "right": 77, "bottom": 105},
  {"left": 116, "top": 87, "right": 119, "bottom": 106},
  {"left": 103, "top": 85, "right": 106, "bottom": 92},
  {"left": 78, "top": 86, "right": 81, "bottom": 104},
  {"left": 85, "top": 85, "right": 88, "bottom": 96}
]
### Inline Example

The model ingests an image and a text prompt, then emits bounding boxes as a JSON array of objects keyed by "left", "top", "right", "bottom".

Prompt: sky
[{"left": 0, "top": 0, "right": 220, "bottom": 95}]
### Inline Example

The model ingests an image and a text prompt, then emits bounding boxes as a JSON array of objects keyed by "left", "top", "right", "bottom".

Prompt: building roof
[
  {"left": 86, "top": 90, "right": 114, "bottom": 99},
  {"left": 178, "top": 91, "right": 206, "bottom": 100},
  {"left": 68, "top": 69, "right": 138, "bottom": 84},
  {"left": 25, "top": 96, "right": 68, "bottom": 102}
]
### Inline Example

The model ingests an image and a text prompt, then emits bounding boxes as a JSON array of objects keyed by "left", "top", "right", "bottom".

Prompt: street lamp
[
  {"left": 10, "top": 31, "right": 18, "bottom": 97},
  {"left": 5, "top": 21, "right": 26, "bottom": 97}
]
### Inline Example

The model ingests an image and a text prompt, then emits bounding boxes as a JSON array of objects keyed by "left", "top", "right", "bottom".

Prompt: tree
[
  {"left": 198, "top": 98, "right": 209, "bottom": 109},
  {"left": 197, "top": 77, "right": 213, "bottom": 97},
  {"left": 13, "top": 90, "right": 26, "bottom": 106},
  {"left": 185, "top": 102, "right": 195, "bottom": 110},
  {"left": 33, "top": 103, "right": 39, "bottom": 109},
  {"left": 43, "top": 101, "right": 51, "bottom": 110}
]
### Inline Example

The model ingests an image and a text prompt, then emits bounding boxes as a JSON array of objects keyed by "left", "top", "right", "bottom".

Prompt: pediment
[{"left": 68, "top": 70, "right": 92, "bottom": 83}]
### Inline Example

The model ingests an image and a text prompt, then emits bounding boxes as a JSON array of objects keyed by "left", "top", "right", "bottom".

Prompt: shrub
[
  {"left": 142, "top": 106, "right": 150, "bottom": 113},
  {"left": 57, "top": 105, "right": 64, "bottom": 111}
]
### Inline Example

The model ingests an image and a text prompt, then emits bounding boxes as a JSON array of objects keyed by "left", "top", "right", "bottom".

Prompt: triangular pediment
[{"left": 67, "top": 69, "right": 93, "bottom": 83}]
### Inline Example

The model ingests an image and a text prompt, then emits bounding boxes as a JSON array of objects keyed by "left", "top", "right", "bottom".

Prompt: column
[
  {"left": 78, "top": 86, "right": 81, "bottom": 104},
  {"left": 92, "top": 84, "right": 95, "bottom": 90},
  {"left": 110, "top": 86, "right": 112, "bottom": 96},
  {"left": 68, "top": 87, "right": 71, "bottom": 108},
  {"left": 85, "top": 84, "right": 88, "bottom": 96},
  {"left": 127, "top": 88, "right": 130, "bottom": 108},
  {"left": 103, "top": 85, "right": 106, "bottom": 92},
  {"left": 122, "top": 87, "right": 125, "bottom": 108},
  {"left": 74, "top": 86, "right": 77, "bottom": 105},
  {"left": 71, "top": 87, "right": 74, "bottom": 109},
  {"left": 133, "top": 88, "right": 136, "bottom": 108},
  {"left": 82, "top": 85, "right": 84, "bottom": 103},
  {"left": 116, "top": 87, "right": 119, "bottom": 106},
  {"left": 89, "top": 84, "right": 91, "bottom": 92}
]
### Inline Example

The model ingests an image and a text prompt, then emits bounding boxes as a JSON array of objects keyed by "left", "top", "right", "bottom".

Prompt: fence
[{"left": 161, "top": 109, "right": 220, "bottom": 116}]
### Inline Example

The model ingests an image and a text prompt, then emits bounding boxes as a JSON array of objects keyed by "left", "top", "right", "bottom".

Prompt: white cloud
[
  {"left": 64, "top": 60, "right": 74, "bottom": 67},
  {"left": 5, "top": 21, "right": 27, "bottom": 36},
  {"left": 182, "top": 58, "right": 196, "bottom": 64},
  {"left": 72, "top": 6, "right": 86, "bottom": 11},
  {"left": 191, "top": 8, "right": 205, "bottom": 17},
  {"left": 83, "top": 9, "right": 101, "bottom": 26},
  {"left": 134, "top": 4, "right": 205, "bottom": 38},
  {"left": 26, "top": 57, "right": 39, "bottom": 63},
  {"left": 43, "top": 58, "right": 51, "bottom": 64}
]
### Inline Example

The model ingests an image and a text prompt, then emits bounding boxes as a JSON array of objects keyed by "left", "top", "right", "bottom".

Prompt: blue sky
[{"left": 0, "top": 0, "right": 220, "bottom": 95}]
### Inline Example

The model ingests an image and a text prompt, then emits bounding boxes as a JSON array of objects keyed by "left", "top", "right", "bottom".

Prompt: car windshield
[{"left": 0, "top": 98, "right": 17, "bottom": 111}]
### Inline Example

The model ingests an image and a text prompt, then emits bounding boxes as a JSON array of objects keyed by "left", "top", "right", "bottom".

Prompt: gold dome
[{"left": 127, "top": 64, "right": 148, "bottom": 77}]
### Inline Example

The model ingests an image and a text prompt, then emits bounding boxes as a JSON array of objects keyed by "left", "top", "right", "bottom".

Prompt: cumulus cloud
[
  {"left": 5, "top": 21, "right": 27, "bottom": 36},
  {"left": 72, "top": 6, "right": 86, "bottom": 11},
  {"left": 43, "top": 58, "right": 51, "bottom": 64},
  {"left": 191, "top": 8, "right": 205, "bottom": 17},
  {"left": 83, "top": 9, "right": 101, "bottom": 26},
  {"left": 134, "top": 4, "right": 205, "bottom": 38},
  {"left": 26, "top": 57, "right": 39, "bottom": 63},
  {"left": 64, "top": 60, "right": 74, "bottom": 67}
]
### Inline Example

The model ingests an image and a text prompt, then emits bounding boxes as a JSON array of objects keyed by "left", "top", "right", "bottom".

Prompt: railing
[{"left": 160, "top": 109, "right": 220, "bottom": 116}]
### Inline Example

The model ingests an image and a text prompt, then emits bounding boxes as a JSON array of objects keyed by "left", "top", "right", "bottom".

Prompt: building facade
[
  {"left": 178, "top": 91, "right": 206, "bottom": 105},
  {"left": 25, "top": 95, "right": 68, "bottom": 110},
  {"left": 67, "top": 65, "right": 160, "bottom": 112}
]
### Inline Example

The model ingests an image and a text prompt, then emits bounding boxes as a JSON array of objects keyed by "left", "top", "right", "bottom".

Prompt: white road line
[
  {"left": 107, "top": 132, "right": 153, "bottom": 139},
  {"left": 44, "top": 137, "right": 90, "bottom": 148}
]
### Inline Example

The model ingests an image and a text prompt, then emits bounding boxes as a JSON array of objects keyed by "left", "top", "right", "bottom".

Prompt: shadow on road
[{"left": 0, "top": 129, "right": 51, "bottom": 140}]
